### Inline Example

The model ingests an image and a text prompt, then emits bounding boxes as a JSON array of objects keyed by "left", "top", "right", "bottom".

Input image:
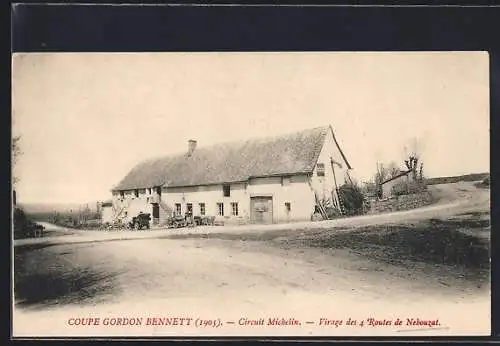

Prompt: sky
[{"left": 12, "top": 52, "right": 489, "bottom": 204}]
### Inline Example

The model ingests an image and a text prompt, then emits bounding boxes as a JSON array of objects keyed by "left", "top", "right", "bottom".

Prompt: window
[
  {"left": 186, "top": 203, "right": 193, "bottom": 215},
  {"left": 119, "top": 191, "right": 125, "bottom": 198},
  {"left": 231, "top": 202, "right": 239, "bottom": 216},
  {"left": 148, "top": 188, "right": 152, "bottom": 195},
  {"left": 316, "top": 163, "right": 325, "bottom": 177},
  {"left": 217, "top": 202, "right": 224, "bottom": 216},
  {"left": 223, "top": 184, "right": 231, "bottom": 197},
  {"left": 134, "top": 189, "right": 139, "bottom": 198},
  {"left": 285, "top": 202, "right": 291, "bottom": 213},
  {"left": 156, "top": 186, "right": 162, "bottom": 196},
  {"left": 175, "top": 203, "right": 182, "bottom": 215},
  {"left": 199, "top": 203, "right": 206, "bottom": 216}
]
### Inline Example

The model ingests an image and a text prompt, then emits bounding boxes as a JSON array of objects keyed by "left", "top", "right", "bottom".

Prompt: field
[
  {"left": 12, "top": 181, "right": 490, "bottom": 337},
  {"left": 425, "top": 172, "right": 489, "bottom": 185}
]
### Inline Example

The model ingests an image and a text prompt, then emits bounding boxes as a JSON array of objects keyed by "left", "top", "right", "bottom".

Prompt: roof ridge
[
  {"left": 136, "top": 125, "right": 331, "bottom": 164},
  {"left": 112, "top": 124, "right": 338, "bottom": 191}
]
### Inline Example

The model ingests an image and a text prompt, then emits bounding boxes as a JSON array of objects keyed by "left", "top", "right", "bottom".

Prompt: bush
[
  {"left": 14, "top": 207, "right": 30, "bottom": 238},
  {"left": 338, "top": 183, "right": 365, "bottom": 216},
  {"left": 391, "top": 180, "right": 427, "bottom": 196},
  {"left": 362, "top": 182, "right": 379, "bottom": 198},
  {"left": 317, "top": 197, "right": 342, "bottom": 220},
  {"left": 13, "top": 207, "right": 43, "bottom": 239},
  {"left": 325, "top": 206, "right": 342, "bottom": 219}
]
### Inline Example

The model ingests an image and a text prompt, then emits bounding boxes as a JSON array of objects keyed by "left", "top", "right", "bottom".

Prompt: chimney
[{"left": 187, "top": 139, "right": 197, "bottom": 157}]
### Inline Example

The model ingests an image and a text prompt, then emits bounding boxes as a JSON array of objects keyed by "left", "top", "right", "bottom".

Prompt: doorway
[
  {"left": 250, "top": 196, "right": 273, "bottom": 224},
  {"left": 152, "top": 203, "right": 160, "bottom": 221}
]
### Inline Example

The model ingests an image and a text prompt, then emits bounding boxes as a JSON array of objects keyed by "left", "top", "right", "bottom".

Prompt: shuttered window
[
  {"left": 223, "top": 185, "right": 231, "bottom": 197},
  {"left": 316, "top": 163, "right": 325, "bottom": 177},
  {"left": 231, "top": 202, "right": 239, "bottom": 216},
  {"left": 217, "top": 203, "right": 224, "bottom": 216}
]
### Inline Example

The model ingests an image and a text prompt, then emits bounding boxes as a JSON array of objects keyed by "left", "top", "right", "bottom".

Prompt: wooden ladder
[{"left": 336, "top": 187, "right": 346, "bottom": 216}]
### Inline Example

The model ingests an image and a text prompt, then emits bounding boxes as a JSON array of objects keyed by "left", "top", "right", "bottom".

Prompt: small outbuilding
[
  {"left": 380, "top": 169, "right": 414, "bottom": 199},
  {"left": 100, "top": 200, "right": 114, "bottom": 224}
]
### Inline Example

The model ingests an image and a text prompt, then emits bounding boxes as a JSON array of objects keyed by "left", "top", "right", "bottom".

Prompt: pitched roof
[
  {"left": 100, "top": 200, "right": 113, "bottom": 207},
  {"left": 112, "top": 125, "right": 351, "bottom": 191},
  {"left": 381, "top": 169, "right": 413, "bottom": 185}
]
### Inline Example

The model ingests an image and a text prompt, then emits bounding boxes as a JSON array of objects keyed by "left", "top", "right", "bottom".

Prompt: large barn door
[{"left": 250, "top": 196, "right": 273, "bottom": 224}]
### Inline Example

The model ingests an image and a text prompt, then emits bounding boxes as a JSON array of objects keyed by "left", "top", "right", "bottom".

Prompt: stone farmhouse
[{"left": 109, "top": 125, "right": 353, "bottom": 225}]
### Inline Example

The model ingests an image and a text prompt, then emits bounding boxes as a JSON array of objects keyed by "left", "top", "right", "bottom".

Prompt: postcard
[{"left": 12, "top": 51, "right": 490, "bottom": 337}]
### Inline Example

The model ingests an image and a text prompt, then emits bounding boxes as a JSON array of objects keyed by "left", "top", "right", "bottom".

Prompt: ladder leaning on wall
[
  {"left": 330, "top": 156, "right": 346, "bottom": 216},
  {"left": 336, "top": 187, "right": 346, "bottom": 216}
]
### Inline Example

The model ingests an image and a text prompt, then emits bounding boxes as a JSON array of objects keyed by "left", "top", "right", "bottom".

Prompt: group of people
[{"left": 172, "top": 209, "right": 195, "bottom": 226}]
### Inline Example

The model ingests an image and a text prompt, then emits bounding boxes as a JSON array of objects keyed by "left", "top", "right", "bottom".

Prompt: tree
[
  {"left": 402, "top": 137, "right": 425, "bottom": 181},
  {"left": 373, "top": 162, "right": 387, "bottom": 198},
  {"left": 387, "top": 161, "right": 401, "bottom": 178},
  {"left": 12, "top": 136, "right": 22, "bottom": 206},
  {"left": 12, "top": 135, "right": 33, "bottom": 238},
  {"left": 12, "top": 136, "right": 21, "bottom": 185},
  {"left": 375, "top": 162, "right": 387, "bottom": 184}
]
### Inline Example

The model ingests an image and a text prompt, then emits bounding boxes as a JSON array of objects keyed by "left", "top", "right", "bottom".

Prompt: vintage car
[{"left": 128, "top": 212, "right": 151, "bottom": 230}]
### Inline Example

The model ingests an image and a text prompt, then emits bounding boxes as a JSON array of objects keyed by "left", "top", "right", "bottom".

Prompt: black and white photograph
[{"left": 12, "top": 51, "right": 490, "bottom": 337}]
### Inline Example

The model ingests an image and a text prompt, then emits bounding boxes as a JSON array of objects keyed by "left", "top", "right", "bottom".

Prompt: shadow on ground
[{"left": 14, "top": 247, "right": 120, "bottom": 309}]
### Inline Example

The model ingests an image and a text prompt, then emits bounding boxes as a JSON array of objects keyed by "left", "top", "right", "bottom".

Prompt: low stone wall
[{"left": 368, "top": 191, "right": 433, "bottom": 214}]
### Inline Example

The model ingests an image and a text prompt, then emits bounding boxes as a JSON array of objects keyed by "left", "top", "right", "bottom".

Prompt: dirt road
[
  {"left": 14, "top": 181, "right": 490, "bottom": 247},
  {"left": 12, "top": 182, "right": 490, "bottom": 337}
]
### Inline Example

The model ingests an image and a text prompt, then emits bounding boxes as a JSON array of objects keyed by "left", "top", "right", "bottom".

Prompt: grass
[{"left": 282, "top": 216, "right": 490, "bottom": 272}]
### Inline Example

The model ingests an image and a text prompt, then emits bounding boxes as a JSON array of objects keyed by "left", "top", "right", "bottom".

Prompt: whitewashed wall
[
  {"left": 247, "top": 175, "right": 315, "bottom": 222},
  {"left": 112, "top": 176, "right": 317, "bottom": 224},
  {"left": 101, "top": 206, "right": 114, "bottom": 224},
  {"left": 310, "top": 128, "right": 351, "bottom": 207},
  {"left": 111, "top": 189, "right": 153, "bottom": 223},
  {"left": 164, "top": 183, "right": 247, "bottom": 219}
]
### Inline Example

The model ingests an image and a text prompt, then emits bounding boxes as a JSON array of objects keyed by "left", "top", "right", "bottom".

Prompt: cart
[
  {"left": 166, "top": 214, "right": 196, "bottom": 228},
  {"left": 128, "top": 212, "right": 151, "bottom": 230}
]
